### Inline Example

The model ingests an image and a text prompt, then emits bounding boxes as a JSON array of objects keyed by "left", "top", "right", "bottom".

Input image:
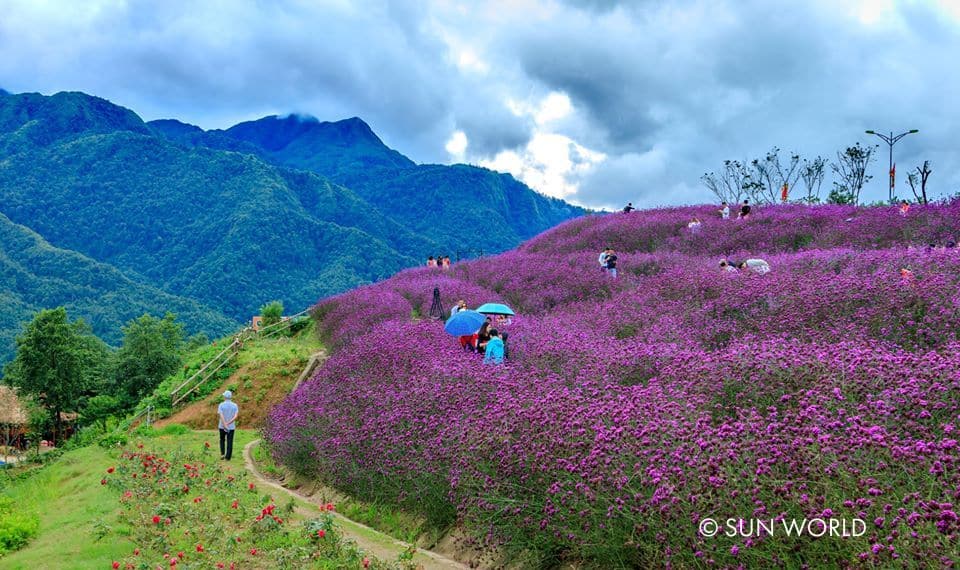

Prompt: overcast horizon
[{"left": 2, "top": 0, "right": 958, "bottom": 210}]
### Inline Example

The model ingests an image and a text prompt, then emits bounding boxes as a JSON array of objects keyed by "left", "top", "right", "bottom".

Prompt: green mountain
[
  {"left": 0, "top": 212, "right": 237, "bottom": 362},
  {"left": 217, "top": 115, "right": 586, "bottom": 253},
  {"left": 0, "top": 89, "right": 585, "bottom": 362}
]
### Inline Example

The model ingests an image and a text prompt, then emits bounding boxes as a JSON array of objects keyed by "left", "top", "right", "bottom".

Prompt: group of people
[
  {"left": 719, "top": 258, "right": 771, "bottom": 275},
  {"left": 718, "top": 200, "right": 752, "bottom": 220},
  {"left": 598, "top": 247, "right": 619, "bottom": 278},
  {"left": 452, "top": 300, "right": 507, "bottom": 365},
  {"left": 427, "top": 256, "right": 452, "bottom": 269}
]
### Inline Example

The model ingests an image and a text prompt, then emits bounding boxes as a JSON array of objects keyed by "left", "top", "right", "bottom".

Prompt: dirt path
[{"left": 243, "top": 439, "right": 468, "bottom": 570}]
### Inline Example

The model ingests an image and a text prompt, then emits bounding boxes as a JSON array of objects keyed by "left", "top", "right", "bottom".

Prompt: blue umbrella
[
  {"left": 476, "top": 303, "right": 516, "bottom": 316},
  {"left": 444, "top": 310, "right": 487, "bottom": 336}
]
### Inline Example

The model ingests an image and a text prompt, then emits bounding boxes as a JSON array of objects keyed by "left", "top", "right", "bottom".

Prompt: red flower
[
  {"left": 177, "top": 551, "right": 184, "bottom": 559},
  {"left": 317, "top": 529, "right": 326, "bottom": 538},
  {"left": 249, "top": 548, "right": 258, "bottom": 555},
  {"left": 152, "top": 515, "right": 161, "bottom": 524},
  {"left": 170, "top": 559, "right": 177, "bottom": 567},
  {"left": 193, "top": 496, "right": 202, "bottom": 503},
  {"left": 196, "top": 544, "right": 204, "bottom": 552},
  {"left": 101, "top": 478, "right": 107, "bottom": 485},
  {"left": 204, "top": 442, "right": 211, "bottom": 448},
  {"left": 231, "top": 500, "right": 239, "bottom": 509},
  {"left": 326, "top": 503, "right": 335, "bottom": 511},
  {"left": 248, "top": 483, "right": 255, "bottom": 490},
  {"left": 165, "top": 517, "right": 172, "bottom": 525},
  {"left": 362, "top": 557, "right": 370, "bottom": 568},
  {"left": 216, "top": 564, "right": 224, "bottom": 569},
  {"left": 134, "top": 549, "right": 140, "bottom": 556},
  {"left": 112, "top": 561, "right": 120, "bottom": 569},
  {"left": 107, "top": 467, "right": 115, "bottom": 473}
]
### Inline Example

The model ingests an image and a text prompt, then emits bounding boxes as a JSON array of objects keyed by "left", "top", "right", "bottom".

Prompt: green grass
[
  {"left": 0, "top": 430, "right": 254, "bottom": 569},
  {"left": 0, "top": 444, "right": 129, "bottom": 569}
]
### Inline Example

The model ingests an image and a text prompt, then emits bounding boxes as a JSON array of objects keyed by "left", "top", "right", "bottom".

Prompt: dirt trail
[{"left": 243, "top": 440, "right": 467, "bottom": 570}]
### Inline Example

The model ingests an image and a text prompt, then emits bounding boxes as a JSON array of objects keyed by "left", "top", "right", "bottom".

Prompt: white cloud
[
  {"left": 445, "top": 129, "right": 468, "bottom": 159},
  {"left": 480, "top": 131, "right": 606, "bottom": 199}
]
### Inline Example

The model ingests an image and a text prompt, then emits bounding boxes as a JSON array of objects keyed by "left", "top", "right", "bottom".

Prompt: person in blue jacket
[{"left": 483, "top": 329, "right": 505, "bottom": 365}]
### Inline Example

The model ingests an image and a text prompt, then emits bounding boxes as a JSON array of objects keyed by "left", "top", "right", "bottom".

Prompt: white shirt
[
  {"left": 744, "top": 259, "right": 770, "bottom": 274},
  {"left": 721, "top": 206, "right": 730, "bottom": 219},
  {"left": 598, "top": 252, "right": 608, "bottom": 266}
]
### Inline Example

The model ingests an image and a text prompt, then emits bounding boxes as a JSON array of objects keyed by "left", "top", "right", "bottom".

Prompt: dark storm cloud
[{"left": 0, "top": 0, "right": 958, "bottom": 209}]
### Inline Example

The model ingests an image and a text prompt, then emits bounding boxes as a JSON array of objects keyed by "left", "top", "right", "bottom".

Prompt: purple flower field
[{"left": 266, "top": 202, "right": 960, "bottom": 567}]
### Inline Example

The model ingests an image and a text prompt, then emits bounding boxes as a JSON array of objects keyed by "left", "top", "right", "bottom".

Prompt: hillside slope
[
  {"left": 0, "top": 212, "right": 236, "bottom": 362},
  {"left": 267, "top": 202, "right": 960, "bottom": 568},
  {"left": 217, "top": 115, "right": 587, "bottom": 253}
]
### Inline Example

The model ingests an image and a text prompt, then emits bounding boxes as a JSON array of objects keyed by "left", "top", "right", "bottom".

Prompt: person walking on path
[
  {"left": 483, "top": 329, "right": 505, "bottom": 365},
  {"left": 218, "top": 390, "right": 239, "bottom": 461}
]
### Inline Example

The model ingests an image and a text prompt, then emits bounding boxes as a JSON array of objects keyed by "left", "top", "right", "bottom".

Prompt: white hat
[{"left": 223, "top": 390, "right": 233, "bottom": 399}]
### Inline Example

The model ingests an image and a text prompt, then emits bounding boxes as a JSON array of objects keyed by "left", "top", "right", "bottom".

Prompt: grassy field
[{"left": 0, "top": 430, "right": 255, "bottom": 569}]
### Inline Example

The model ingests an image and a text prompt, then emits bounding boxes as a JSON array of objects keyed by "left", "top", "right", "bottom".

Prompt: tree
[
  {"left": 260, "top": 300, "right": 284, "bottom": 329},
  {"left": 702, "top": 160, "right": 757, "bottom": 204},
  {"left": 2, "top": 308, "right": 89, "bottom": 444},
  {"left": 113, "top": 313, "right": 185, "bottom": 408},
  {"left": 799, "top": 156, "right": 827, "bottom": 203},
  {"left": 830, "top": 143, "right": 876, "bottom": 204},
  {"left": 747, "top": 148, "right": 802, "bottom": 204},
  {"left": 82, "top": 395, "right": 120, "bottom": 431},
  {"left": 906, "top": 161, "right": 932, "bottom": 205}
]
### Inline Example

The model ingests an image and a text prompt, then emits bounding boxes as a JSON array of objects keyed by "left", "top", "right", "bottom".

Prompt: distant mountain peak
[{"left": 223, "top": 114, "right": 414, "bottom": 171}]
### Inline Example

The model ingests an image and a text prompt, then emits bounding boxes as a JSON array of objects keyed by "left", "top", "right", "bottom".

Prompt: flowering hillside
[{"left": 266, "top": 202, "right": 960, "bottom": 568}]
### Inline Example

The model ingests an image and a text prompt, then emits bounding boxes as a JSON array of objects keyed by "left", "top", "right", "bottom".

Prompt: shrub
[{"left": 0, "top": 496, "right": 39, "bottom": 556}]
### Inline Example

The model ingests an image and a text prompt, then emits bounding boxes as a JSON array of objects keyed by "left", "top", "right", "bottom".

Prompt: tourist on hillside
[
  {"left": 623, "top": 202, "right": 635, "bottom": 213},
  {"left": 477, "top": 318, "right": 493, "bottom": 354},
  {"left": 737, "top": 258, "right": 770, "bottom": 275},
  {"left": 687, "top": 218, "right": 702, "bottom": 234},
  {"left": 459, "top": 333, "right": 478, "bottom": 352},
  {"left": 719, "top": 202, "right": 730, "bottom": 219},
  {"left": 606, "top": 249, "right": 619, "bottom": 278},
  {"left": 598, "top": 247, "right": 611, "bottom": 272},
  {"left": 719, "top": 259, "right": 738, "bottom": 273},
  {"left": 899, "top": 200, "right": 910, "bottom": 217},
  {"left": 495, "top": 314, "right": 512, "bottom": 326},
  {"left": 739, "top": 200, "right": 752, "bottom": 219},
  {"left": 427, "top": 256, "right": 437, "bottom": 267},
  {"left": 900, "top": 267, "right": 916, "bottom": 285},
  {"left": 483, "top": 329, "right": 505, "bottom": 365},
  {"left": 442, "top": 256, "right": 451, "bottom": 270},
  {"left": 217, "top": 391, "right": 239, "bottom": 461},
  {"left": 451, "top": 299, "right": 468, "bottom": 316}
]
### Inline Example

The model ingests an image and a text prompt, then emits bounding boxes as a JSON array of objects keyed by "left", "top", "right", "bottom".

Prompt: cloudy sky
[{"left": 1, "top": 0, "right": 958, "bottom": 209}]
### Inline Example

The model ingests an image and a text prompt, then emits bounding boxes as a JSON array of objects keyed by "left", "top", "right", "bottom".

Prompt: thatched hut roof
[{"left": 0, "top": 385, "right": 28, "bottom": 426}]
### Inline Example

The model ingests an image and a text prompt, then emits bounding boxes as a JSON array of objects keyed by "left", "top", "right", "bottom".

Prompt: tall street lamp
[{"left": 865, "top": 129, "right": 919, "bottom": 202}]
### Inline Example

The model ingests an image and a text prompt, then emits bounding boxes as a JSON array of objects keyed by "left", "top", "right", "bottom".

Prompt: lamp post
[{"left": 865, "top": 129, "right": 918, "bottom": 202}]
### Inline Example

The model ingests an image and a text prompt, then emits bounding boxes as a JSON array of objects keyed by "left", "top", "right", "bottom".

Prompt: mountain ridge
[{"left": 0, "top": 89, "right": 586, "bottom": 363}]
